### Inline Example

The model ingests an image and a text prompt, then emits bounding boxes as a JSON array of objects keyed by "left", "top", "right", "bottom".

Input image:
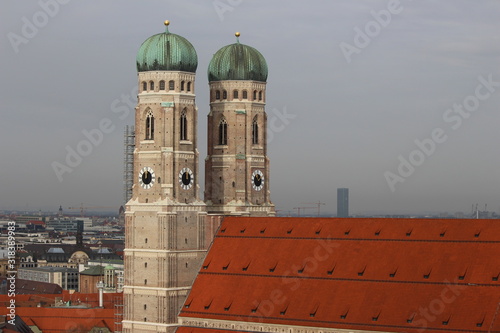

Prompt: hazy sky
[{"left": 1, "top": 0, "right": 499, "bottom": 216}]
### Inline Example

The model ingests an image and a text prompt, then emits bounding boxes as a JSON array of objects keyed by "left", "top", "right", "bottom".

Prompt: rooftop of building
[
  {"left": 1, "top": 279, "right": 63, "bottom": 295},
  {"left": 19, "top": 266, "right": 78, "bottom": 273},
  {"left": 88, "top": 258, "right": 123, "bottom": 265},
  {"left": 80, "top": 265, "right": 114, "bottom": 276},
  {"left": 6, "top": 307, "right": 114, "bottom": 332},
  {"left": 0, "top": 291, "right": 121, "bottom": 309},
  {"left": 179, "top": 217, "right": 500, "bottom": 333}
]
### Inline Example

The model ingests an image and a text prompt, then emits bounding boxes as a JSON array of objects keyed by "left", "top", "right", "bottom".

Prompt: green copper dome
[
  {"left": 208, "top": 38, "right": 268, "bottom": 82},
  {"left": 136, "top": 23, "right": 197, "bottom": 73}
]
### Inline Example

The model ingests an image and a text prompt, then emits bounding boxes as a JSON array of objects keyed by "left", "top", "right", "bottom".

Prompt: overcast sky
[{"left": 1, "top": 0, "right": 499, "bottom": 216}]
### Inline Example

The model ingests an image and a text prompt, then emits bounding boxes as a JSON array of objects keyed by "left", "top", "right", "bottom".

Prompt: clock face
[
  {"left": 251, "top": 170, "right": 264, "bottom": 191},
  {"left": 179, "top": 167, "right": 194, "bottom": 190},
  {"left": 139, "top": 167, "right": 155, "bottom": 189}
]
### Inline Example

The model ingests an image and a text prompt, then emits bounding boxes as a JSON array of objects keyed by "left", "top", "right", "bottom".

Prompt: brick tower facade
[
  {"left": 204, "top": 34, "right": 275, "bottom": 217},
  {"left": 123, "top": 22, "right": 208, "bottom": 333}
]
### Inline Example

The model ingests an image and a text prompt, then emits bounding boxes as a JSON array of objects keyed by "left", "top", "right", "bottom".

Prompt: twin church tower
[{"left": 123, "top": 21, "right": 274, "bottom": 332}]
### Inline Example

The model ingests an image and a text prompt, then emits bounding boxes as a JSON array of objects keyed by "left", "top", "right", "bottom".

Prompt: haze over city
[{"left": 1, "top": 0, "right": 499, "bottom": 215}]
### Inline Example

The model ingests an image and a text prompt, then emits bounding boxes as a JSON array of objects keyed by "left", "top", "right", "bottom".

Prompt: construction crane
[
  {"left": 301, "top": 201, "right": 326, "bottom": 217},
  {"left": 68, "top": 204, "right": 117, "bottom": 217},
  {"left": 293, "top": 206, "right": 316, "bottom": 217}
]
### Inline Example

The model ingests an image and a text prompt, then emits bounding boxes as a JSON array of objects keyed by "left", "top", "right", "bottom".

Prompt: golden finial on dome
[
  {"left": 164, "top": 20, "right": 170, "bottom": 26},
  {"left": 235, "top": 32, "right": 240, "bottom": 37}
]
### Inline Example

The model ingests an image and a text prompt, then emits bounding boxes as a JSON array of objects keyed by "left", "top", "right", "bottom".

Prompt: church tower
[
  {"left": 123, "top": 21, "right": 207, "bottom": 333},
  {"left": 205, "top": 33, "right": 275, "bottom": 216}
]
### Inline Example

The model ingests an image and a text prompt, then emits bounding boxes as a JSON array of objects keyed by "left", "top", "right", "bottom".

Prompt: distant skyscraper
[{"left": 337, "top": 188, "right": 349, "bottom": 217}]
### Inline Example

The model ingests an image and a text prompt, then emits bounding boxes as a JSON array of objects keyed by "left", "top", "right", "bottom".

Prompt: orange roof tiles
[
  {"left": 0, "top": 292, "right": 122, "bottom": 332},
  {"left": 13, "top": 307, "right": 114, "bottom": 332},
  {"left": 0, "top": 292, "right": 122, "bottom": 309},
  {"left": 180, "top": 217, "right": 500, "bottom": 333}
]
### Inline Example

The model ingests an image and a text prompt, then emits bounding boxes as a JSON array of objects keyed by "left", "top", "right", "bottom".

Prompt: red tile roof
[
  {"left": 13, "top": 307, "right": 114, "bottom": 332},
  {"left": 27, "top": 220, "right": 45, "bottom": 225},
  {"left": 0, "top": 293, "right": 121, "bottom": 332},
  {"left": 0, "top": 292, "right": 122, "bottom": 309},
  {"left": 180, "top": 217, "right": 500, "bottom": 333}
]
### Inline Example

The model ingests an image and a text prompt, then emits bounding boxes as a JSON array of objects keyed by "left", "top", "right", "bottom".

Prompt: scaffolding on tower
[
  {"left": 114, "top": 295, "right": 123, "bottom": 333},
  {"left": 124, "top": 125, "right": 135, "bottom": 204}
]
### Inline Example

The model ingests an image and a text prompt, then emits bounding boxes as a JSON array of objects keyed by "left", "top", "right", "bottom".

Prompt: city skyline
[{"left": 1, "top": 1, "right": 500, "bottom": 215}]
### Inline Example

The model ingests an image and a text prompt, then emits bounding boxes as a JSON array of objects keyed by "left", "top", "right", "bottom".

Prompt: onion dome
[
  {"left": 208, "top": 32, "right": 268, "bottom": 82},
  {"left": 136, "top": 20, "right": 198, "bottom": 73}
]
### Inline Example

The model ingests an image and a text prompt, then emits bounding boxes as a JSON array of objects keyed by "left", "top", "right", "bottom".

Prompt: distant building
[
  {"left": 79, "top": 265, "right": 119, "bottom": 293},
  {"left": 337, "top": 188, "right": 349, "bottom": 217},
  {"left": 17, "top": 266, "right": 79, "bottom": 291},
  {"left": 83, "top": 259, "right": 124, "bottom": 292},
  {"left": 23, "top": 243, "right": 120, "bottom": 269},
  {"left": 45, "top": 217, "right": 80, "bottom": 232},
  {"left": 10, "top": 279, "right": 63, "bottom": 294},
  {"left": 0, "top": 250, "right": 12, "bottom": 279},
  {"left": 13, "top": 215, "right": 44, "bottom": 224},
  {"left": 35, "top": 246, "right": 90, "bottom": 268},
  {"left": 18, "top": 252, "right": 36, "bottom": 268}
]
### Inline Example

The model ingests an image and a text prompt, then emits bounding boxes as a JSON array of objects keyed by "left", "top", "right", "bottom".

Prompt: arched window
[
  {"left": 159, "top": 80, "right": 165, "bottom": 90},
  {"left": 242, "top": 90, "right": 248, "bottom": 99},
  {"left": 233, "top": 90, "right": 239, "bottom": 99},
  {"left": 180, "top": 110, "right": 188, "bottom": 140},
  {"left": 216, "top": 90, "right": 221, "bottom": 99},
  {"left": 145, "top": 110, "right": 154, "bottom": 140},
  {"left": 219, "top": 117, "right": 227, "bottom": 145},
  {"left": 259, "top": 91, "right": 262, "bottom": 101},
  {"left": 222, "top": 90, "right": 227, "bottom": 99},
  {"left": 252, "top": 116, "right": 259, "bottom": 145},
  {"left": 181, "top": 81, "right": 185, "bottom": 91},
  {"left": 169, "top": 80, "right": 174, "bottom": 90},
  {"left": 187, "top": 82, "right": 191, "bottom": 92},
  {"left": 150, "top": 81, "right": 154, "bottom": 91},
  {"left": 142, "top": 82, "right": 147, "bottom": 92},
  {"left": 253, "top": 90, "right": 257, "bottom": 100}
]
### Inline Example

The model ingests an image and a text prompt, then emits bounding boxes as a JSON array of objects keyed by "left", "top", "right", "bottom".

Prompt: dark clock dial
[
  {"left": 179, "top": 167, "right": 194, "bottom": 190},
  {"left": 251, "top": 170, "right": 264, "bottom": 191},
  {"left": 139, "top": 167, "right": 155, "bottom": 189},
  {"left": 142, "top": 171, "right": 152, "bottom": 184},
  {"left": 182, "top": 171, "right": 191, "bottom": 185}
]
